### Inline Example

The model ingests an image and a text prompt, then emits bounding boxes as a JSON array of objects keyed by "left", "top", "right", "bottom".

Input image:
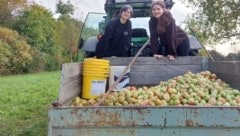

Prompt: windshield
[
  {"left": 131, "top": 17, "right": 150, "bottom": 36},
  {"left": 80, "top": 13, "right": 150, "bottom": 40},
  {"left": 80, "top": 13, "right": 106, "bottom": 41}
]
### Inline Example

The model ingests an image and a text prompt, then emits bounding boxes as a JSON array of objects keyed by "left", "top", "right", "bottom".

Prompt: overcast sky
[
  {"left": 29, "top": 0, "right": 105, "bottom": 20},
  {"left": 29, "top": 0, "right": 192, "bottom": 24}
]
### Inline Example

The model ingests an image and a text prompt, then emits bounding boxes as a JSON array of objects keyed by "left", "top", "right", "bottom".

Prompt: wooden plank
[
  {"left": 210, "top": 61, "right": 240, "bottom": 75},
  {"left": 61, "top": 63, "right": 82, "bottom": 78},
  {"left": 202, "top": 57, "right": 209, "bottom": 70},
  {"left": 58, "top": 63, "right": 82, "bottom": 105},
  {"left": 130, "top": 70, "right": 201, "bottom": 85},
  {"left": 58, "top": 75, "right": 82, "bottom": 105},
  {"left": 105, "top": 57, "right": 207, "bottom": 86},
  {"left": 131, "top": 64, "right": 202, "bottom": 72},
  {"left": 106, "top": 56, "right": 206, "bottom": 65},
  {"left": 209, "top": 61, "right": 240, "bottom": 90},
  {"left": 209, "top": 61, "right": 240, "bottom": 76},
  {"left": 214, "top": 73, "right": 240, "bottom": 90},
  {"left": 130, "top": 72, "right": 176, "bottom": 85}
]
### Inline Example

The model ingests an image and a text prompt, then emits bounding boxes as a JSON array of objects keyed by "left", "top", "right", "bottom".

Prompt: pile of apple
[{"left": 71, "top": 71, "right": 240, "bottom": 107}]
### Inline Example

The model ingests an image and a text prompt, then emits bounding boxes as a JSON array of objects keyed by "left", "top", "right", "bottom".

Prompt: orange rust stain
[
  {"left": 185, "top": 120, "right": 194, "bottom": 126},
  {"left": 94, "top": 109, "right": 123, "bottom": 126}
]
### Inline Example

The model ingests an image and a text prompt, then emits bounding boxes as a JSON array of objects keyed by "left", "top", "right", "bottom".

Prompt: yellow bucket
[
  {"left": 83, "top": 64, "right": 109, "bottom": 70},
  {"left": 82, "top": 73, "right": 108, "bottom": 99},
  {"left": 83, "top": 71, "right": 109, "bottom": 76},
  {"left": 83, "top": 66, "right": 109, "bottom": 70},
  {"left": 83, "top": 70, "right": 109, "bottom": 75},
  {"left": 82, "top": 58, "right": 110, "bottom": 99},
  {"left": 83, "top": 62, "right": 109, "bottom": 68},
  {"left": 84, "top": 58, "right": 109, "bottom": 64}
]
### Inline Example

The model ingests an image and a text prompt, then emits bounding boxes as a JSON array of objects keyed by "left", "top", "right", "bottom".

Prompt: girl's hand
[
  {"left": 167, "top": 55, "right": 175, "bottom": 61},
  {"left": 153, "top": 54, "right": 164, "bottom": 60}
]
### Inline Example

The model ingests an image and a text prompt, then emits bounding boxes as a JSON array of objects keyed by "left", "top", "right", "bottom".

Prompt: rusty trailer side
[
  {"left": 48, "top": 106, "right": 240, "bottom": 136},
  {"left": 48, "top": 57, "right": 240, "bottom": 136}
]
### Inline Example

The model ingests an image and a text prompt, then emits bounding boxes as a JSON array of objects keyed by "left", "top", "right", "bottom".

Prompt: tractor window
[
  {"left": 80, "top": 12, "right": 106, "bottom": 42},
  {"left": 130, "top": 17, "right": 150, "bottom": 36}
]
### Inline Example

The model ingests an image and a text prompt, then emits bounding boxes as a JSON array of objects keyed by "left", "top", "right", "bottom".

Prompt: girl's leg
[{"left": 177, "top": 38, "right": 190, "bottom": 56}]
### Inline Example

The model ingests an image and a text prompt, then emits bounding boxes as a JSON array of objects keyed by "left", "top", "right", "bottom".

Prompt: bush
[
  {"left": 0, "top": 27, "right": 32, "bottom": 75},
  {"left": 13, "top": 5, "right": 64, "bottom": 71},
  {"left": 23, "top": 47, "right": 46, "bottom": 73}
]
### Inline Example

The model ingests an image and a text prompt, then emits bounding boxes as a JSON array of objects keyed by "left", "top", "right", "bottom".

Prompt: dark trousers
[
  {"left": 158, "top": 38, "right": 190, "bottom": 56},
  {"left": 176, "top": 38, "right": 190, "bottom": 56}
]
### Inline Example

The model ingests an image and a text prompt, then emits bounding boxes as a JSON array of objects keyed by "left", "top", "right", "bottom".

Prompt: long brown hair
[{"left": 151, "top": 0, "right": 172, "bottom": 34}]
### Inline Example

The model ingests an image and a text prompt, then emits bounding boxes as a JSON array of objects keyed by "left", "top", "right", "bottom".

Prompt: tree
[
  {"left": 56, "top": 16, "right": 82, "bottom": 62},
  {"left": 56, "top": 0, "right": 74, "bottom": 15},
  {"left": 14, "top": 5, "right": 63, "bottom": 71},
  {"left": 0, "top": 0, "right": 27, "bottom": 26},
  {"left": 15, "top": 5, "right": 59, "bottom": 54},
  {"left": 55, "top": 0, "right": 82, "bottom": 62},
  {"left": 182, "top": 0, "right": 240, "bottom": 44}
]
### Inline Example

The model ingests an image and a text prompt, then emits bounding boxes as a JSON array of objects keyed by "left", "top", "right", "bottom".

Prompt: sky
[
  {"left": 29, "top": 0, "right": 105, "bottom": 20},
  {"left": 29, "top": 0, "right": 191, "bottom": 24}
]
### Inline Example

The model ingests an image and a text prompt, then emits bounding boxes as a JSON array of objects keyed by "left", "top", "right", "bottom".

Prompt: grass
[{"left": 0, "top": 71, "right": 61, "bottom": 136}]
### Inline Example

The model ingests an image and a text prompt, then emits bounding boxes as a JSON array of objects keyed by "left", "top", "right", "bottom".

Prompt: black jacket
[{"left": 96, "top": 17, "right": 132, "bottom": 57}]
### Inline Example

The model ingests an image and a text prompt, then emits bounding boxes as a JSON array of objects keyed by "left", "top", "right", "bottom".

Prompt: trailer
[{"left": 48, "top": 56, "right": 240, "bottom": 136}]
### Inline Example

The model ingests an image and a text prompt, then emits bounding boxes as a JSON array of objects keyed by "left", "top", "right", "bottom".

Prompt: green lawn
[{"left": 0, "top": 71, "right": 61, "bottom": 136}]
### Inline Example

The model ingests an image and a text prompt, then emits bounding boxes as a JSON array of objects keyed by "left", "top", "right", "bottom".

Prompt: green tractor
[{"left": 78, "top": 0, "right": 201, "bottom": 60}]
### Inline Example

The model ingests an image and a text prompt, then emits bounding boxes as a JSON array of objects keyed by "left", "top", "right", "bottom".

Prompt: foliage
[
  {"left": 198, "top": 48, "right": 208, "bottom": 57},
  {"left": 0, "top": 71, "right": 60, "bottom": 136},
  {"left": 56, "top": 15, "right": 82, "bottom": 62},
  {"left": 55, "top": 0, "right": 83, "bottom": 62},
  {"left": 0, "top": 27, "right": 32, "bottom": 75},
  {"left": 56, "top": 0, "right": 74, "bottom": 15},
  {"left": 182, "top": 0, "right": 240, "bottom": 44},
  {"left": 15, "top": 5, "right": 57, "bottom": 53},
  {"left": 208, "top": 50, "right": 240, "bottom": 61},
  {"left": 0, "top": 0, "right": 27, "bottom": 26},
  {"left": 81, "top": 26, "right": 99, "bottom": 41},
  {"left": 14, "top": 5, "right": 63, "bottom": 71},
  {"left": 24, "top": 47, "right": 46, "bottom": 73},
  {"left": 197, "top": 47, "right": 240, "bottom": 61}
]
